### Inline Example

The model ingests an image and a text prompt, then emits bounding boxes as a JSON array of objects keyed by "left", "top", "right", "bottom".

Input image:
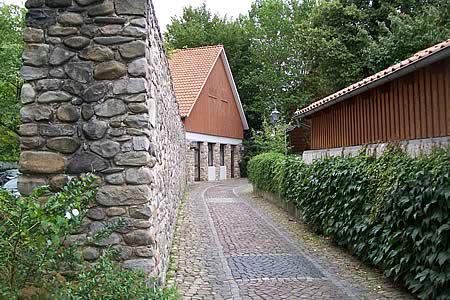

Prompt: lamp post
[
  {"left": 269, "top": 108, "right": 281, "bottom": 125},
  {"left": 269, "top": 108, "right": 287, "bottom": 156}
]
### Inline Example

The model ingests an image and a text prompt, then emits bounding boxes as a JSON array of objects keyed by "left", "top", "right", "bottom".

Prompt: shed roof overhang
[{"left": 294, "top": 39, "right": 450, "bottom": 119}]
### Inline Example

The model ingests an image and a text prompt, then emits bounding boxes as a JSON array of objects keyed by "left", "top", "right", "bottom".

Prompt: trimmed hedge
[{"left": 248, "top": 147, "right": 450, "bottom": 299}]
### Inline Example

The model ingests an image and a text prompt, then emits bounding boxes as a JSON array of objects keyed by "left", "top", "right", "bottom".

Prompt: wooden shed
[{"left": 294, "top": 39, "right": 450, "bottom": 161}]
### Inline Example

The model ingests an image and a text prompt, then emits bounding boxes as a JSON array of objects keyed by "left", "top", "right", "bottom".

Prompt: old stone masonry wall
[{"left": 19, "top": 0, "right": 185, "bottom": 283}]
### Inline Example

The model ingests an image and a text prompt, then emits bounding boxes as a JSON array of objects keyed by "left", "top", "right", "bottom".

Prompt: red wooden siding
[
  {"left": 309, "top": 58, "right": 450, "bottom": 150},
  {"left": 289, "top": 127, "right": 311, "bottom": 153},
  {"left": 183, "top": 56, "right": 244, "bottom": 139}
]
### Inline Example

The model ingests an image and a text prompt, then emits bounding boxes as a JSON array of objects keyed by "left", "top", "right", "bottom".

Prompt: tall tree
[
  {"left": 242, "top": 0, "right": 306, "bottom": 123},
  {"left": 0, "top": 4, "right": 24, "bottom": 162},
  {"left": 164, "top": 0, "right": 450, "bottom": 133}
]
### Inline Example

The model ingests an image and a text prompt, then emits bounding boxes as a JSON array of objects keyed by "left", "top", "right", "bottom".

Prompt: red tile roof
[
  {"left": 295, "top": 39, "right": 450, "bottom": 117},
  {"left": 169, "top": 45, "right": 223, "bottom": 117}
]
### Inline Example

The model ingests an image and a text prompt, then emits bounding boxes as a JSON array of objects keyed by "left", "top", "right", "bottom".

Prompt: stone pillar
[
  {"left": 234, "top": 145, "right": 241, "bottom": 178},
  {"left": 200, "top": 142, "right": 208, "bottom": 181},
  {"left": 214, "top": 143, "right": 220, "bottom": 180},
  {"left": 225, "top": 144, "right": 231, "bottom": 179},
  {"left": 19, "top": 0, "right": 185, "bottom": 284},
  {"left": 185, "top": 141, "right": 195, "bottom": 183}
]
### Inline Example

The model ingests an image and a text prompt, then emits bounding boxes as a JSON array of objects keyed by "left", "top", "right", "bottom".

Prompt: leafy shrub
[
  {"left": 247, "top": 152, "right": 286, "bottom": 194},
  {"left": 51, "top": 249, "right": 180, "bottom": 300},
  {"left": 0, "top": 175, "right": 97, "bottom": 293},
  {"left": 248, "top": 147, "right": 450, "bottom": 299},
  {"left": 0, "top": 175, "right": 180, "bottom": 299}
]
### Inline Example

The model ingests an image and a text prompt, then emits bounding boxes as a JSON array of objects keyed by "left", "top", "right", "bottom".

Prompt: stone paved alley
[{"left": 169, "top": 180, "right": 414, "bottom": 300}]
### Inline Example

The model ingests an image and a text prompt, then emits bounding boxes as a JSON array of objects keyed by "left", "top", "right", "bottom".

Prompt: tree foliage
[
  {"left": 0, "top": 4, "right": 25, "bottom": 162},
  {"left": 248, "top": 117, "right": 290, "bottom": 155},
  {"left": 164, "top": 0, "right": 450, "bottom": 134}
]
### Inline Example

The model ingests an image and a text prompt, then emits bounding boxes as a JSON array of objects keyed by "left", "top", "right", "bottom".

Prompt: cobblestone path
[{"left": 170, "top": 180, "right": 414, "bottom": 300}]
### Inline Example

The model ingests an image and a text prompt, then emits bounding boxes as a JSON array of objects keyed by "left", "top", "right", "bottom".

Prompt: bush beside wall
[{"left": 248, "top": 147, "right": 450, "bottom": 299}]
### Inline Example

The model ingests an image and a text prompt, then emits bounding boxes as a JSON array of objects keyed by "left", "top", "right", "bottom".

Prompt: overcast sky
[{"left": 1, "top": 0, "right": 254, "bottom": 32}]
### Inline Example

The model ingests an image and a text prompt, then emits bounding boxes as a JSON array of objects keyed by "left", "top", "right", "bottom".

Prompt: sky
[{"left": 1, "top": 0, "right": 254, "bottom": 32}]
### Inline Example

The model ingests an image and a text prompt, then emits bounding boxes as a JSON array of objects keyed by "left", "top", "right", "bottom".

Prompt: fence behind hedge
[{"left": 248, "top": 147, "right": 450, "bottom": 300}]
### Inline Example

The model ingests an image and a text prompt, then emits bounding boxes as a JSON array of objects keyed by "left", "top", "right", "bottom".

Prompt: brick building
[{"left": 169, "top": 45, "right": 249, "bottom": 182}]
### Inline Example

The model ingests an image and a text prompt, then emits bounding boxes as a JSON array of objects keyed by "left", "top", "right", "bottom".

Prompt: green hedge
[{"left": 248, "top": 147, "right": 450, "bottom": 299}]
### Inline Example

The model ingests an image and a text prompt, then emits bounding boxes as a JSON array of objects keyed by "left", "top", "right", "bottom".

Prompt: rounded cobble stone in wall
[
  {"left": 94, "top": 61, "right": 127, "bottom": 80},
  {"left": 22, "top": 44, "right": 49, "bottom": 67},
  {"left": 38, "top": 91, "right": 72, "bottom": 103},
  {"left": 88, "top": 1, "right": 115, "bottom": 17},
  {"left": 20, "top": 105, "right": 52, "bottom": 122},
  {"left": 82, "top": 82, "right": 108, "bottom": 103},
  {"left": 21, "top": 84, "right": 36, "bottom": 104},
  {"left": 105, "top": 172, "right": 125, "bottom": 185},
  {"left": 79, "top": 45, "right": 115, "bottom": 62},
  {"left": 40, "top": 124, "right": 75, "bottom": 137},
  {"left": 90, "top": 140, "right": 121, "bottom": 158},
  {"left": 20, "top": 151, "right": 65, "bottom": 174},
  {"left": 96, "top": 185, "right": 151, "bottom": 206},
  {"left": 36, "top": 79, "right": 62, "bottom": 91},
  {"left": 65, "top": 152, "right": 109, "bottom": 174},
  {"left": 56, "top": 105, "right": 80, "bottom": 122},
  {"left": 48, "top": 25, "right": 78, "bottom": 37},
  {"left": 19, "top": 124, "right": 39, "bottom": 136},
  {"left": 50, "top": 47, "right": 76, "bottom": 66},
  {"left": 87, "top": 207, "right": 106, "bottom": 221},
  {"left": 83, "top": 247, "right": 100, "bottom": 261},
  {"left": 94, "top": 98, "right": 127, "bottom": 117},
  {"left": 82, "top": 119, "right": 108, "bottom": 140},
  {"left": 21, "top": 136, "right": 45, "bottom": 149},
  {"left": 23, "top": 27, "right": 44, "bottom": 43},
  {"left": 106, "top": 207, "right": 127, "bottom": 217},
  {"left": 118, "top": 41, "right": 146, "bottom": 59},
  {"left": 21, "top": 66, "right": 48, "bottom": 80},
  {"left": 124, "top": 230, "right": 154, "bottom": 246},
  {"left": 63, "top": 36, "right": 91, "bottom": 50},
  {"left": 114, "top": 151, "right": 151, "bottom": 166},
  {"left": 58, "top": 12, "right": 84, "bottom": 26},
  {"left": 64, "top": 61, "right": 93, "bottom": 83},
  {"left": 49, "top": 174, "right": 69, "bottom": 190},
  {"left": 46, "top": 137, "right": 81, "bottom": 154}
]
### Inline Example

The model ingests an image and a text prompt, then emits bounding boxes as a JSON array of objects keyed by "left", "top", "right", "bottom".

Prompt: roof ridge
[
  {"left": 295, "top": 38, "right": 450, "bottom": 117},
  {"left": 174, "top": 45, "right": 224, "bottom": 53}
]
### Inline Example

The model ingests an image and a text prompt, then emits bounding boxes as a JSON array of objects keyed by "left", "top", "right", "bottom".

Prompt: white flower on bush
[{"left": 65, "top": 209, "right": 80, "bottom": 220}]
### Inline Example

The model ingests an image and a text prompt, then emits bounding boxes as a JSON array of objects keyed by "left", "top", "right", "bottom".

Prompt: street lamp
[
  {"left": 269, "top": 107, "right": 287, "bottom": 156},
  {"left": 269, "top": 109, "right": 281, "bottom": 125}
]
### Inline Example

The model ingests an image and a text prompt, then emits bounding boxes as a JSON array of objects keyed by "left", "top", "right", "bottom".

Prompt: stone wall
[
  {"left": 19, "top": 0, "right": 185, "bottom": 283},
  {"left": 213, "top": 143, "right": 220, "bottom": 180},
  {"left": 200, "top": 142, "right": 208, "bottom": 181},
  {"left": 234, "top": 145, "right": 241, "bottom": 178},
  {"left": 184, "top": 142, "right": 243, "bottom": 182},
  {"left": 302, "top": 136, "right": 450, "bottom": 164},
  {"left": 185, "top": 141, "right": 195, "bottom": 183},
  {"left": 225, "top": 144, "right": 231, "bottom": 178}
]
